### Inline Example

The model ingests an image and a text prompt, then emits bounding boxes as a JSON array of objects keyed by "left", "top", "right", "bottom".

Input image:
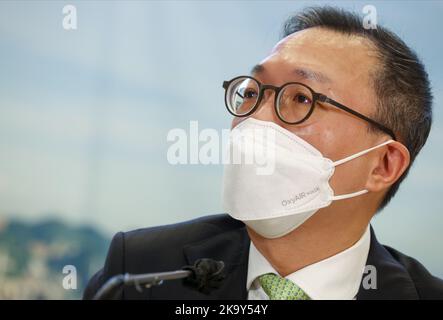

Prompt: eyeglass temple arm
[{"left": 320, "top": 95, "right": 396, "bottom": 140}]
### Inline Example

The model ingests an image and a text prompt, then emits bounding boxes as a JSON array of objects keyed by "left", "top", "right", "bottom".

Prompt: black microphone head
[{"left": 182, "top": 258, "right": 226, "bottom": 294}]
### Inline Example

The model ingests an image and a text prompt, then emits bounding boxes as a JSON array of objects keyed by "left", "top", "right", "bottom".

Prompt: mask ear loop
[
  {"left": 331, "top": 189, "right": 368, "bottom": 201},
  {"left": 329, "top": 139, "right": 394, "bottom": 201},
  {"left": 332, "top": 139, "right": 394, "bottom": 167}
]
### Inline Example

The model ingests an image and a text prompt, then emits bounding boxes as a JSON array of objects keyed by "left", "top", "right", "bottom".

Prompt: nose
[{"left": 251, "top": 87, "right": 281, "bottom": 124}]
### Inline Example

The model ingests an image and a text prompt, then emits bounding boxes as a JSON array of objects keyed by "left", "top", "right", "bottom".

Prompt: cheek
[
  {"left": 297, "top": 123, "right": 338, "bottom": 159},
  {"left": 292, "top": 122, "right": 337, "bottom": 154},
  {"left": 316, "top": 126, "right": 372, "bottom": 194},
  {"left": 329, "top": 157, "right": 371, "bottom": 194},
  {"left": 319, "top": 121, "right": 368, "bottom": 160}
]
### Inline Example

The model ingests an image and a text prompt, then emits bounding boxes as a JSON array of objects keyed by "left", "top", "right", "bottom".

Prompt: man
[{"left": 84, "top": 6, "right": 443, "bottom": 300}]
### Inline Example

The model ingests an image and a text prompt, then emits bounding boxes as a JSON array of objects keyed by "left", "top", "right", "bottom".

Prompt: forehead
[{"left": 258, "top": 27, "right": 379, "bottom": 89}]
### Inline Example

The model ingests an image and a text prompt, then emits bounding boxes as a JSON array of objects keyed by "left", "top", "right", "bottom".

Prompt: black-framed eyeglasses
[{"left": 222, "top": 75, "right": 396, "bottom": 140}]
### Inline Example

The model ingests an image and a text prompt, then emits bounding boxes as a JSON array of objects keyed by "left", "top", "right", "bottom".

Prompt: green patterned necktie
[{"left": 258, "top": 273, "right": 311, "bottom": 300}]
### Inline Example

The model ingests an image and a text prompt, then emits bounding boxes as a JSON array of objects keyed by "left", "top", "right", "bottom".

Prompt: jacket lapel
[
  {"left": 356, "top": 226, "right": 418, "bottom": 299},
  {"left": 183, "top": 225, "right": 251, "bottom": 299}
]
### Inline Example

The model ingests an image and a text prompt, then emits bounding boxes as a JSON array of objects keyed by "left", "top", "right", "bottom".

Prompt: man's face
[{"left": 231, "top": 27, "right": 388, "bottom": 197}]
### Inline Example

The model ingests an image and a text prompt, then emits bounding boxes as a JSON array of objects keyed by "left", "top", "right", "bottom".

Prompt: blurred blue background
[{"left": 0, "top": 0, "right": 441, "bottom": 298}]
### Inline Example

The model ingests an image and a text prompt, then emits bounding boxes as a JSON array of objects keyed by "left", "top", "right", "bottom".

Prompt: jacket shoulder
[
  {"left": 83, "top": 214, "right": 243, "bottom": 299},
  {"left": 124, "top": 213, "right": 244, "bottom": 247},
  {"left": 384, "top": 245, "right": 443, "bottom": 299}
]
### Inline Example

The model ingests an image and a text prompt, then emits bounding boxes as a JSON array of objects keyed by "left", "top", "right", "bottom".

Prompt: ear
[{"left": 366, "top": 141, "right": 410, "bottom": 192}]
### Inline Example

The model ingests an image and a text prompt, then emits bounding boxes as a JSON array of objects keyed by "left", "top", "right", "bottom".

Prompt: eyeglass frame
[{"left": 222, "top": 75, "right": 396, "bottom": 141}]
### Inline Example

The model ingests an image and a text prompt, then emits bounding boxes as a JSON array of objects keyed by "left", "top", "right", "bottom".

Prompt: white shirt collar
[{"left": 246, "top": 225, "right": 371, "bottom": 300}]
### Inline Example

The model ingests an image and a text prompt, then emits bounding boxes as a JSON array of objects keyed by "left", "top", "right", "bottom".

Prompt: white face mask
[{"left": 222, "top": 118, "right": 394, "bottom": 239}]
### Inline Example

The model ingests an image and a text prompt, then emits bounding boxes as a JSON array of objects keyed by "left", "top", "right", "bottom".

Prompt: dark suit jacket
[{"left": 83, "top": 214, "right": 443, "bottom": 300}]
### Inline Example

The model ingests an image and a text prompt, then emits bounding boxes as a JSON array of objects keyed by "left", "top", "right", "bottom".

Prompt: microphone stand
[
  {"left": 92, "top": 259, "right": 225, "bottom": 300},
  {"left": 93, "top": 270, "right": 192, "bottom": 300}
]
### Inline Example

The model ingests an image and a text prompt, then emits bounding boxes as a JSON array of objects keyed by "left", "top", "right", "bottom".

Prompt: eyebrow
[{"left": 250, "top": 63, "right": 332, "bottom": 84}]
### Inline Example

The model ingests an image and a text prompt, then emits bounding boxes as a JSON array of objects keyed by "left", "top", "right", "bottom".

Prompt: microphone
[
  {"left": 92, "top": 258, "right": 225, "bottom": 300},
  {"left": 182, "top": 258, "right": 226, "bottom": 294}
]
